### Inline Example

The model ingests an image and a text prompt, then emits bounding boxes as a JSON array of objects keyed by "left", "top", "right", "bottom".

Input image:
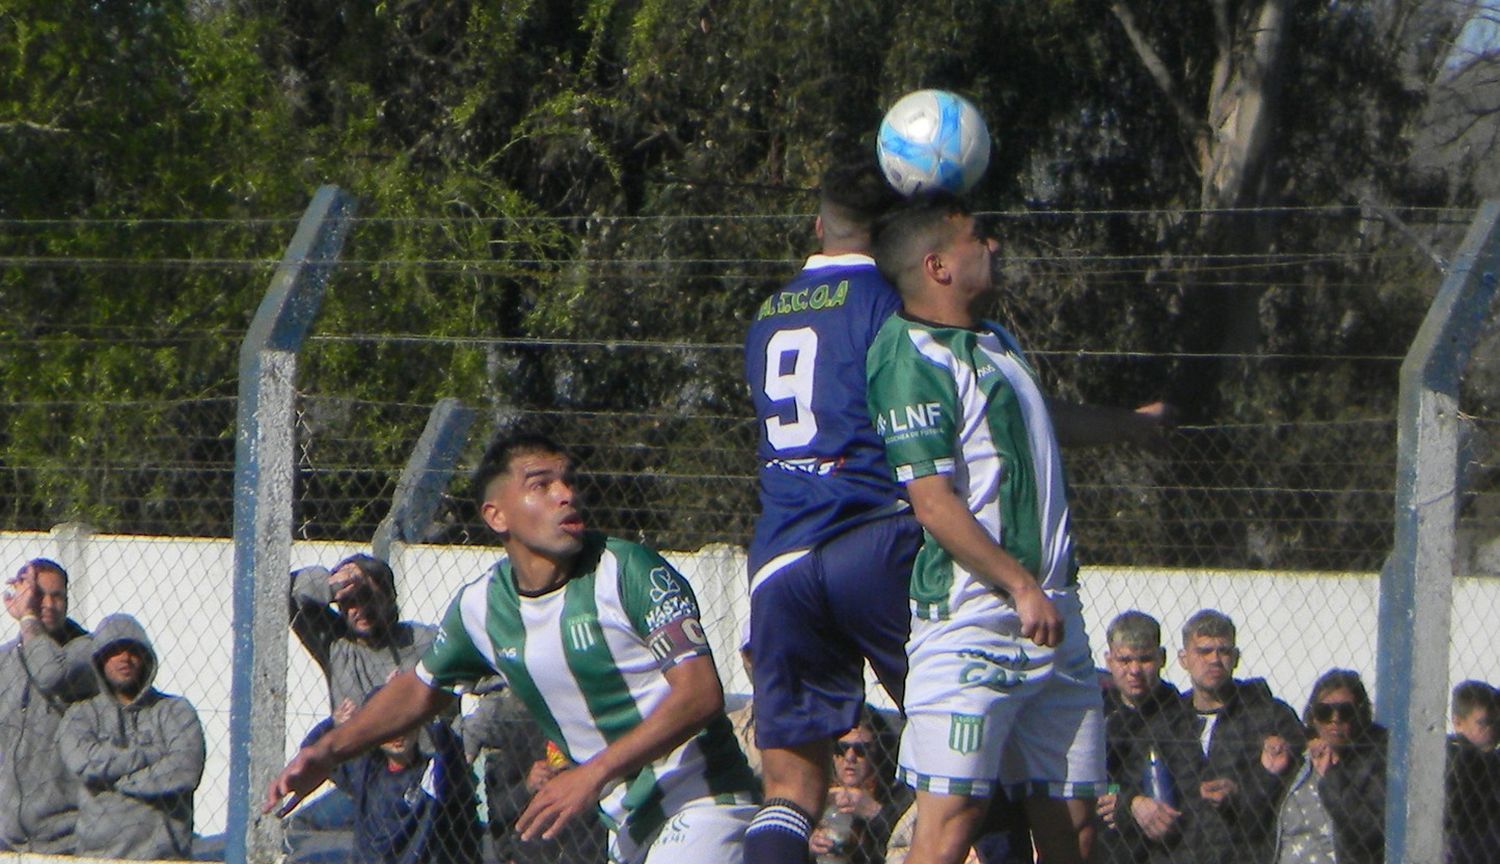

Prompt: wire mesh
[{"left": 0, "top": 204, "right": 1496, "bottom": 862}]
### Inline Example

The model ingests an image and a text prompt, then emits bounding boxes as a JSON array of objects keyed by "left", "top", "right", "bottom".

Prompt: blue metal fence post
[
  {"left": 1378, "top": 201, "right": 1500, "bottom": 864},
  {"left": 372, "top": 397, "right": 478, "bottom": 562},
  {"left": 226, "top": 185, "right": 357, "bottom": 864}
]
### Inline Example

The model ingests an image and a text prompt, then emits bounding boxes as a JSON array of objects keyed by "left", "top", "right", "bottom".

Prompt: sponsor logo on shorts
[
  {"left": 949, "top": 714, "right": 985, "bottom": 755},
  {"left": 957, "top": 647, "right": 1031, "bottom": 691}
]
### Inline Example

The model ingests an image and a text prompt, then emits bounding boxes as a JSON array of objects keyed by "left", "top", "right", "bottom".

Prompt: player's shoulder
[
  {"left": 750, "top": 255, "right": 895, "bottom": 326},
  {"left": 870, "top": 311, "right": 933, "bottom": 355},
  {"left": 597, "top": 534, "right": 674, "bottom": 574},
  {"left": 978, "top": 319, "right": 1026, "bottom": 355}
]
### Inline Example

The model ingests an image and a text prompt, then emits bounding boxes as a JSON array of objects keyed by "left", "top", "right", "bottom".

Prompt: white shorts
[
  {"left": 898, "top": 588, "right": 1105, "bottom": 800},
  {"left": 610, "top": 798, "right": 756, "bottom": 864}
]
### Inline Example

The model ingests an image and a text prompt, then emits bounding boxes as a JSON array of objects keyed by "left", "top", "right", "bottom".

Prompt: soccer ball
[{"left": 876, "top": 89, "right": 991, "bottom": 196}]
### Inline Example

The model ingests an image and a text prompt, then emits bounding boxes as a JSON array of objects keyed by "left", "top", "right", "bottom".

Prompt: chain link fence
[{"left": 1, "top": 204, "right": 1497, "bottom": 862}]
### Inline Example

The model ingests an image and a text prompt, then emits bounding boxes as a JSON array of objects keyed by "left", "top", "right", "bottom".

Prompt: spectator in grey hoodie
[
  {"left": 0, "top": 558, "right": 96, "bottom": 853},
  {"left": 291, "top": 554, "right": 436, "bottom": 716},
  {"left": 59, "top": 612, "right": 205, "bottom": 860}
]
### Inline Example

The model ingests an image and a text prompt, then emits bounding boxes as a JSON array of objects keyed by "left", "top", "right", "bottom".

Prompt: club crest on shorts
[{"left": 948, "top": 713, "right": 985, "bottom": 754}]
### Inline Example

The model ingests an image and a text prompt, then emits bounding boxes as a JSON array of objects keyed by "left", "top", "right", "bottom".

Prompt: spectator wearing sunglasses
[
  {"left": 290, "top": 554, "right": 437, "bottom": 718},
  {"left": 812, "top": 712, "right": 912, "bottom": 864},
  {"left": 1272, "top": 669, "right": 1386, "bottom": 864}
]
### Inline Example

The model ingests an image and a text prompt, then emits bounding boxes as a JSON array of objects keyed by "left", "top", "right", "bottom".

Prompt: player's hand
[
  {"left": 3, "top": 567, "right": 38, "bottom": 621},
  {"left": 1200, "top": 777, "right": 1237, "bottom": 807},
  {"left": 1013, "top": 584, "right": 1063, "bottom": 647},
  {"left": 809, "top": 827, "right": 835, "bottom": 855},
  {"left": 518, "top": 760, "right": 606, "bottom": 841},
  {"left": 1262, "top": 734, "right": 1294, "bottom": 775},
  {"left": 1127, "top": 401, "right": 1177, "bottom": 452},
  {"left": 1097, "top": 791, "right": 1118, "bottom": 827},
  {"left": 1131, "top": 796, "right": 1182, "bottom": 841},
  {"left": 263, "top": 743, "right": 335, "bottom": 818}
]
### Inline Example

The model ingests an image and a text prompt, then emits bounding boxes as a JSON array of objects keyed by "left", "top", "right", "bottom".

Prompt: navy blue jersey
[{"left": 744, "top": 253, "right": 906, "bottom": 575}]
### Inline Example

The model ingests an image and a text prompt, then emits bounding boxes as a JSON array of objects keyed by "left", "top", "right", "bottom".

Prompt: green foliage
[{"left": 0, "top": 0, "right": 1476, "bottom": 566}]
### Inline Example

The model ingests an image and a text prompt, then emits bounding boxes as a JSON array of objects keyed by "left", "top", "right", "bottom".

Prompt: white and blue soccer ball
[{"left": 876, "top": 89, "right": 991, "bottom": 196}]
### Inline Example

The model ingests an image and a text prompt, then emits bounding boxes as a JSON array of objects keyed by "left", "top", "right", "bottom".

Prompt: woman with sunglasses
[
  {"left": 1272, "top": 669, "right": 1387, "bottom": 864},
  {"left": 811, "top": 712, "right": 913, "bottom": 864}
]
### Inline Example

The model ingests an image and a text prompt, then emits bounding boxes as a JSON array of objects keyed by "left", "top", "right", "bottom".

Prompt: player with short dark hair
[
  {"left": 267, "top": 430, "right": 758, "bottom": 864},
  {"left": 741, "top": 157, "right": 924, "bottom": 864},
  {"left": 866, "top": 192, "right": 1126, "bottom": 864}
]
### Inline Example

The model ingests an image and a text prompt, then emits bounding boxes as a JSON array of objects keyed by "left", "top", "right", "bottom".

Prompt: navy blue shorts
[{"left": 748, "top": 512, "right": 921, "bottom": 749}]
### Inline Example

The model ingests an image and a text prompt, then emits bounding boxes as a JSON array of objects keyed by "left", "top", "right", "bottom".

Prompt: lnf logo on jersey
[
  {"left": 948, "top": 714, "right": 985, "bottom": 755},
  {"left": 875, "top": 402, "right": 943, "bottom": 442},
  {"left": 565, "top": 615, "right": 599, "bottom": 652}
]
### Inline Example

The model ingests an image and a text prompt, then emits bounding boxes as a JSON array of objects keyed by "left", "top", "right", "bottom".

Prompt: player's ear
[
  {"left": 480, "top": 499, "right": 508, "bottom": 535},
  {"left": 814, "top": 215, "right": 825, "bottom": 243},
  {"left": 922, "top": 250, "right": 948, "bottom": 285}
]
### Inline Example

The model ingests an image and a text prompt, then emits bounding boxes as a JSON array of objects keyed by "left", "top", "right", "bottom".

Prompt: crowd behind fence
[{"left": 1, "top": 203, "right": 1497, "bottom": 863}]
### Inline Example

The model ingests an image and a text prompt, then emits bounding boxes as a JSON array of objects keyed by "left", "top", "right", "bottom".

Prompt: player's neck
[
  {"left": 819, "top": 241, "right": 871, "bottom": 257},
  {"left": 905, "top": 293, "right": 976, "bottom": 329},
  {"left": 508, "top": 547, "right": 576, "bottom": 595}
]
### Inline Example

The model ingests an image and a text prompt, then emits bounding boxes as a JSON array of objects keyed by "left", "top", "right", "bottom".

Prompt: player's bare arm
[
  {"left": 517, "top": 652, "right": 725, "bottom": 841},
  {"left": 905, "top": 473, "right": 1064, "bottom": 647},
  {"left": 263, "top": 669, "right": 454, "bottom": 817}
]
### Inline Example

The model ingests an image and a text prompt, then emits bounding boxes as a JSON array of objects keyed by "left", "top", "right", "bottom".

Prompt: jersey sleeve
[
  {"left": 614, "top": 543, "right": 712, "bottom": 672},
  {"left": 415, "top": 581, "right": 498, "bottom": 692},
  {"left": 867, "top": 324, "right": 959, "bottom": 483}
]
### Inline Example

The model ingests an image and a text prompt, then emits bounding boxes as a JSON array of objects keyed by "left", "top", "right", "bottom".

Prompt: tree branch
[
  {"left": 0, "top": 120, "right": 70, "bottom": 135},
  {"left": 1110, "top": 1, "right": 1209, "bottom": 147}
]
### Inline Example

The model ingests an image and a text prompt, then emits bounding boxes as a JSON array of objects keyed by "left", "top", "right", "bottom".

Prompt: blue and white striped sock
[{"left": 744, "top": 798, "right": 815, "bottom": 864}]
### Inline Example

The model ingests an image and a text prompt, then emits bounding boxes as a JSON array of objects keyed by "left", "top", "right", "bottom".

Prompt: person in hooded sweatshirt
[
  {"left": 0, "top": 558, "right": 96, "bottom": 853},
  {"left": 58, "top": 612, "right": 205, "bottom": 860}
]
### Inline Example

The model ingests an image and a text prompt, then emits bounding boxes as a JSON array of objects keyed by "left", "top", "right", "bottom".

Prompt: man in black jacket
[
  {"left": 1177, "top": 609, "right": 1304, "bottom": 864},
  {"left": 1094, "top": 611, "right": 1204, "bottom": 864}
]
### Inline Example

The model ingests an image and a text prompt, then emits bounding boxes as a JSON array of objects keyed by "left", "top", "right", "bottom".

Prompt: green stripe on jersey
[
  {"left": 420, "top": 532, "right": 754, "bottom": 842},
  {"left": 867, "top": 316, "right": 1077, "bottom": 613}
]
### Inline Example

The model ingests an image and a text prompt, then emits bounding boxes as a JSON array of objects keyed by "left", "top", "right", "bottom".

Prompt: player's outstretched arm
[
  {"left": 263, "top": 669, "right": 454, "bottom": 817},
  {"left": 1046, "top": 399, "right": 1175, "bottom": 449},
  {"left": 517, "top": 653, "right": 725, "bottom": 841},
  {"left": 905, "top": 474, "right": 1063, "bottom": 647}
]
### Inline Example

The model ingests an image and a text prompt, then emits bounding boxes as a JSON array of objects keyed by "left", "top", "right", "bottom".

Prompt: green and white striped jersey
[
  {"left": 866, "top": 314, "right": 1078, "bottom": 620},
  {"left": 416, "top": 532, "right": 756, "bottom": 844}
]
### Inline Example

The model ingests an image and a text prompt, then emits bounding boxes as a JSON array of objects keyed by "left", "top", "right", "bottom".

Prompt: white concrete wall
[{"left": 3, "top": 531, "right": 1498, "bottom": 838}]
